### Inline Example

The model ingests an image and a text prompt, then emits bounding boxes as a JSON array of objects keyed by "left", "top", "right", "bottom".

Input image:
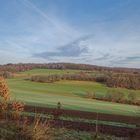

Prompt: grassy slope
[{"left": 7, "top": 69, "right": 140, "bottom": 117}]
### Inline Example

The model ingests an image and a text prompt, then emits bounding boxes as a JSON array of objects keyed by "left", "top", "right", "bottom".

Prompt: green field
[{"left": 7, "top": 69, "right": 140, "bottom": 117}]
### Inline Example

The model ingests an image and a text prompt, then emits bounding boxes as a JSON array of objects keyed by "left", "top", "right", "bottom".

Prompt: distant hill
[{"left": 0, "top": 63, "right": 140, "bottom": 73}]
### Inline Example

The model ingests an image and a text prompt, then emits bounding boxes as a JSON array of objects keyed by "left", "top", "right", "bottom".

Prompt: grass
[
  {"left": 52, "top": 129, "right": 124, "bottom": 140},
  {"left": 0, "top": 126, "right": 123, "bottom": 140},
  {"left": 7, "top": 69, "right": 140, "bottom": 117}
]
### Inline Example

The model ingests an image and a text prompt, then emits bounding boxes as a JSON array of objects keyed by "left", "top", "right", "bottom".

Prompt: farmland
[
  {"left": 0, "top": 65, "right": 139, "bottom": 139},
  {"left": 7, "top": 68, "right": 140, "bottom": 117}
]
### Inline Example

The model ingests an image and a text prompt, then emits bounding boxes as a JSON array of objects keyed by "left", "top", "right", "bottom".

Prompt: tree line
[
  {"left": 85, "top": 91, "right": 140, "bottom": 106},
  {"left": 30, "top": 72, "right": 140, "bottom": 90},
  {"left": 106, "top": 73, "right": 140, "bottom": 90}
]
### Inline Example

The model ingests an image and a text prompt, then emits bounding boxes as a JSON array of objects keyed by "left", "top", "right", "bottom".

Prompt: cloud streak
[{"left": 21, "top": 0, "right": 75, "bottom": 39}]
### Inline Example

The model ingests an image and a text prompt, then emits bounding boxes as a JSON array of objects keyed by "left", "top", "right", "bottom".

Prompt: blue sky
[{"left": 0, "top": 0, "right": 140, "bottom": 68}]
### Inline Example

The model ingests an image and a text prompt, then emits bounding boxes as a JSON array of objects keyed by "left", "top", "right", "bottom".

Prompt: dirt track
[{"left": 24, "top": 105, "right": 140, "bottom": 125}]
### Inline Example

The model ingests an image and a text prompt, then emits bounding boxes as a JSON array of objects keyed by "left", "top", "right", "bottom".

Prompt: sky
[{"left": 0, "top": 0, "right": 140, "bottom": 68}]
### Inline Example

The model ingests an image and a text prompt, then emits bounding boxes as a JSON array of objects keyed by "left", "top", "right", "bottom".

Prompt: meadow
[{"left": 7, "top": 69, "right": 140, "bottom": 117}]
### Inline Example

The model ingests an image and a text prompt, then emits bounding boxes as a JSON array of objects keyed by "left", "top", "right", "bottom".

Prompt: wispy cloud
[
  {"left": 21, "top": 0, "right": 77, "bottom": 39},
  {"left": 34, "top": 35, "right": 93, "bottom": 59}
]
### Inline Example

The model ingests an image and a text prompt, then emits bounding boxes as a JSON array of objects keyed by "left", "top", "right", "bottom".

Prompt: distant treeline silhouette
[{"left": 0, "top": 63, "right": 140, "bottom": 73}]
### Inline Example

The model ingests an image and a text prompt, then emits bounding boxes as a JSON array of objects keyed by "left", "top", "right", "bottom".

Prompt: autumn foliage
[{"left": 0, "top": 76, "right": 9, "bottom": 100}]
